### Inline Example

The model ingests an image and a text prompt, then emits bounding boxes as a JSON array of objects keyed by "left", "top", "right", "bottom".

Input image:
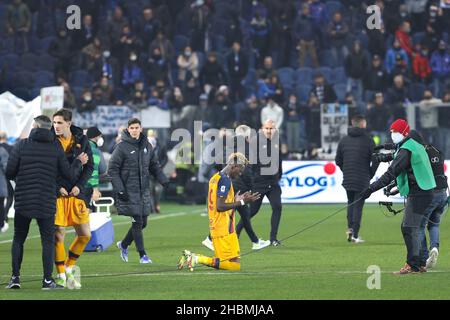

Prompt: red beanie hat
[{"left": 390, "top": 119, "right": 410, "bottom": 136}]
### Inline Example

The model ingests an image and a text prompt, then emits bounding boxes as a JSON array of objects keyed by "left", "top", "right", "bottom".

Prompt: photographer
[
  {"left": 360, "top": 119, "right": 436, "bottom": 275},
  {"left": 335, "top": 115, "right": 379, "bottom": 243}
]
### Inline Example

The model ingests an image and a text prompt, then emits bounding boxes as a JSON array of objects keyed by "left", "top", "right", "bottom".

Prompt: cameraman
[
  {"left": 360, "top": 119, "right": 436, "bottom": 275},
  {"left": 335, "top": 115, "right": 379, "bottom": 243}
]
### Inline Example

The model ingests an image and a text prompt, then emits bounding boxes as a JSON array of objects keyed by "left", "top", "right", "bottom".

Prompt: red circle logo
[
  {"left": 444, "top": 163, "right": 447, "bottom": 173},
  {"left": 324, "top": 162, "right": 336, "bottom": 175}
]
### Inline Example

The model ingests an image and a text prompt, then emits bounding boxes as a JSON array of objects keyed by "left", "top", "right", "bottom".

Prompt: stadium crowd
[{"left": 1, "top": 0, "right": 450, "bottom": 159}]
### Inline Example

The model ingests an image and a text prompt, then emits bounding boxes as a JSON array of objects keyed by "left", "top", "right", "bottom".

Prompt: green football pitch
[{"left": 0, "top": 202, "right": 449, "bottom": 300}]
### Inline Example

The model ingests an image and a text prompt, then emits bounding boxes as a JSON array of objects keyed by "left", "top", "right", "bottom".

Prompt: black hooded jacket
[
  {"left": 5, "top": 128, "right": 81, "bottom": 219},
  {"left": 108, "top": 130, "right": 169, "bottom": 217},
  {"left": 335, "top": 127, "right": 379, "bottom": 191}
]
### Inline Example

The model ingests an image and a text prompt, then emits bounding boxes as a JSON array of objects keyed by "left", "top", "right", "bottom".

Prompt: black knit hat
[{"left": 86, "top": 127, "right": 102, "bottom": 139}]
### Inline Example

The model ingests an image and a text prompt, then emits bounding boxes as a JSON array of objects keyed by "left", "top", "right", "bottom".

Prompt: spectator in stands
[
  {"left": 148, "top": 79, "right": 170, "bottom": 110},
  {"left": 261, "top": 96, "right": 284, "bottom": 130},
  {"left": 326, "top": 11, "right": 350, "bottom": 65},
  {"left": 189, "top": 0, "right": 210, "bottom": 52},
  {"left": 225, "top": 13, "right": 244, "bottom": 48},
  {"left": 149, "top": 30, "right": 175, "bottom": 62},
  {"left": 92, "top": 85, "right": 110, "bottom": 106},
  {"left": 94, "top": 50, "right": 120, "bottom": 87},
  {"left": 271, "top": 1, "right": 294, "bottom": 68},
  {"left": 284, "top": 94, "right": 303, "bottom": 152},
  {"left": 240, "top": 95, "right": 262, "bottom": 130},
  {"left": 405, "top": 0, "right": 428, "bottom": 32},
  {"left": 250, "top": 1, "right": 272, "bottom": 67},
  {"left": 78, "top": 89, "right": 95, "bottom": 113},
  {"left": 82, "top": 37, "right": 103, "bottom": 72},
  {"left": 122, "top": 52, "right": 143, "bottom": 92},
  {"left": 385, "top": 38, "right": 410, "bottom": 75},
  {"left": 72, "top": 14, "right": 96, "bottom": 51},
  {"left": 293, "top": 3, "right": 319, "bottom": 68},
  {"left": 412, "top": 44, "right": 432, "bottom": 84},
  {"left": 199, "top": 52, "right": 227, "bottom": 89},
  {"left": 427, "top": 4, "right": 445, "bottom": 39},
  {"left": 183, "top": 75, "right": 201, "bottom": 106},
  {"left": 308, "top": 0, "right": 326, "bottom": 27},
  {"left": 177, "top": 46, "right": 199, "bottom": 83},
  {"left": 168, "top": 86, "right": 185, "bottom": 113},
  {"left": 395, "top": 21, "right": 414, "bottom": 58},
  {"left": 422, "top": 21, "right": 440, "bottom": 54},
  {"left": 430, "top": 40, "right": 450, "bottom": 97},
  {"left": 137, "top": 7, "right": 161, "bottom": 45},
  {"left": 366, "top": 92, "right": 390, "bottom": 145},
  {"left": 5, "top": 0, "right": 31, "bottom": 53},
  {"left": 391, "top": 53, "right": 412, "bottom": 85},
  {"left": 97, "top": 76, "right": 114, "bottom": 104},
  {"left": 387, "top": 74, "right": 409, "bottom": 119},
  {"left": 310, "top": 73, "right": 337, "bottom": 104},
  {"left": 419, "top": 89, "right": 442, "bottom": 144},
  {"left": 257, "top": 56, "right": 275, "bottom": 80},
  {"left": 48, "top": 29, "right": 74, "bottom": 79},
  {"left": 367, "top": 21, "right": 387, "bottom": 58},
  {"left": 113, "top": 24, "right": 143, "bottom": 68},
  {"left": 107, "top": 6, "right": 129, "bottom": 50},
  {"left": 62, "top": 82, "right": 77, "bottom": 110},
  {"left": 226, "top": 42, "right": 249, "bottom": 102},
  {"left": 210, "top": 90, "right": 235, "bottom": 129},
  {"left": 304, "top": 92, "right": 321, "bottom": 151},
  {"left": 364, "top": 54, "right": 389, "bottom": 93},
  {"left": 383, "top": 0, "right": 403, "bottom": 34},
  {"left": 345, "top": 40, "right": 369, "bottom": 103},
  {"left": 146, "top": 47, "right": 169, "bottom": 86},
  {"left": 437, "top": 91, "right": 450, "bottom": 158}
]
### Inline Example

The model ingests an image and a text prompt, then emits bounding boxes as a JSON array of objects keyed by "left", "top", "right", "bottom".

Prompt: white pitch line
[{"left": 0, "top": 210, "right": 204, "bottom": 245}]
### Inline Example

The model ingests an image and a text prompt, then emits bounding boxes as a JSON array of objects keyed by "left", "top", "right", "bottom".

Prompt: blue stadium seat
[
  {"left": 196, "top": 51, "right": 205, "bottom": 69},
  {"left": 30, "top": 87, "right": 42, "bottom": 99},
  {"left": 35, "top": 70, "right": 55, "bottom": 88},
  {"left": 295, "top": 67, "right": 313, "bottom": 85},
  {"left": 0, "top": 53, "right": 20, "bottom": 71},
  {"left": 325, "top": 1, "right": 342, "bottom": 20},
  {"left": 36, "top": 53, "right": 56, "bottom": 72},
  {"left": 319, "top": 49, "right": 337, "bottom": 68},
  {"left": 174, "top": 35, "right": 189, "bottom": 55},
  {"left": 316, "top": 67, "right": 333, "bottom": 84},
  {"left": 408, "top": 82, "right": 426, "bottom": 102},
  {"left": 332, "top": 67, "right": 347, "bottom": 84},
  {"left": 212, "top": 35, "right": 227, "bottom": 53},
  {"left": 412, "top": 32, "right": 425, "bottom": 46},
  {"left": 14, "top": 71, "right": 35, "bottom": 89},
  {"left": 364, "top": 90, "right": 375, "bottom": 102},
  {"left": 72, "top": 86, "right": 84, "bottom": 100},
  {"left": 295, "top": 84, "right": 312, "bottom": 102},
  {"left": 333, "top": 83, "right": 347, "bottom": 102},
  {"left": 69, "top": 70, "right": 93, "bottom": 87},
  {"left": 277, "top": 67, "right": 294, "bottom": 88},
  {"left": 243, "top": 68, "right": 256, "bottom": 88},
  {"left": 20, "top": 53, "right": 39, "bottom": 71},
  {"left": 11, "top": 87, "right": 31, "bottom": 100}
]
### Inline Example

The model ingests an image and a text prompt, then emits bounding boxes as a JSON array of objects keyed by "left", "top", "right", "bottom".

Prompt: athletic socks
[
  {"left": 66, "top": 235, "right": 91, "bottom": 268},
  {"left": 55, "top": 241, "right": 66, "bottom": 274}
]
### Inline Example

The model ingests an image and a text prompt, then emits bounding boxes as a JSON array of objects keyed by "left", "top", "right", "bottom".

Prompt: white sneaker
[
  {"left": 201, "top": 237, "right": 214, "bottom": 251},
  {"left": 1, "top": 222, "right": 9, "bottom": 233},
  {"left": 252, "top": 239, "right": 271, "bottom": 250},
  {"left": 351, "top": 236, "right": 365, "bottom": 244},
  {"left": 426, "top": 247, "right": 439, "bottom": 269}
]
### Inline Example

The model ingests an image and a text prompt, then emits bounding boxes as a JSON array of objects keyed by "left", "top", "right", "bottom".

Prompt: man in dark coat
[
  {"left": 335, "top": 115, "right": 379, "bottom": 243},
  {"left": 5, "top": 115, "right": 87, "bottom": 290},
  {"left": 109, "top": 118, "right": 169, "bottom": 264}
]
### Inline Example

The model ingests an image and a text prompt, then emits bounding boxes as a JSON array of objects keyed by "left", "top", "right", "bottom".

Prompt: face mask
[
  {"left": 391, "top": 132, "right": 404, "bottom": 144},
  {"left": 84, "top": 95, "right": 92, "bottom": 102},
  {"left": 96, "top": 137, "right": 104, "bottom": 147},
  {"left": 130, "top": 55, "right": 137, "bottom": 61},
  {"left": 184, "top": 51, "right": 191, "bottom": 57},
  {"left": 103, "top": 51, "right": 111, "bottom": 58}
]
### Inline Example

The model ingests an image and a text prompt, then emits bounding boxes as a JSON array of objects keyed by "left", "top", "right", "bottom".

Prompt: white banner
[
  {"left": 40, "top": 86, "right": 64, "bottom": 110},
  {"left": 263, "top": 160, "right": 450, "bottom": 204},
  {"left": 321, "top": 104, "right": 348, "bottom": 154},
  {"left": 0, "top": 91, "right": 41, "bottom": 141},
  {"left": 141, "top": 106, "right": 171, "bottom": 128}
]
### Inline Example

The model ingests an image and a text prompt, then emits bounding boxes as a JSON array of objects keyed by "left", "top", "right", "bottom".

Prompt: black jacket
[
  {"left": 226, "top": 51, "right": 249, "bottom": 80},
  {"left": 56, "top": 125, "right": 94, "bottom": 203},
  {"left": 335, "top": 127, "right": 379, "bottom": 191},
  {"left": 108, "top": 130, "right": 168, "bottom": 217},
  {"left": 251, "top": 132, "right": 283, "bottom": 192},
  {"left": 5, "top": 128, "right": 80, "bottom": 219}
]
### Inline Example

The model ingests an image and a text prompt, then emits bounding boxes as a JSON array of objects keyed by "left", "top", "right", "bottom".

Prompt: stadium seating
[
  {"left": 333, "top": 83, "right": 347, "bottom": 101},
  {"left": 20, "top": 53, "right": 39, "bottom": 72},
  {"left": 296, "top": 67, "right": 313, "bottom": 86},
  {"left": 295, "top": 84, "right": 312, "bottom": 102}
]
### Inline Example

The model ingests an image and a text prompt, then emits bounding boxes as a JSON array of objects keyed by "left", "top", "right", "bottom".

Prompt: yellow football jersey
[{"left": 208, "top": 172, "right": 236, "bottom": 238}]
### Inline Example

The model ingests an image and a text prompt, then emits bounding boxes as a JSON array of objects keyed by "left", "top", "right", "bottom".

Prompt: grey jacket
[
  {"left": 108, "top": 130, "right": 168, "bottom": 217},
  {"left": 0, "top": 146, "right": 8, "bottom": 198}
]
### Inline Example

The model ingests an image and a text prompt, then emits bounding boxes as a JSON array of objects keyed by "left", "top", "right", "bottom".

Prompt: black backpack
[{"left": 425, "top": 144, "right": 448, "bottom": 190}]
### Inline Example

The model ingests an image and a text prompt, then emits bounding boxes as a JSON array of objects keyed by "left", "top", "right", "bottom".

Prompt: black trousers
[
  {"left": 0, "top": 197, "right": 5, "bottom": 228},
  {"left": 122, "top": 215, "right": 148, "bottom": 254},
  {"left": 236, "top": 184, "right": 282, "bottom": 242},
  {"left": 346, "top": 190, "right": 366, "bottom": 238},
  {"left": 11, "top": 213, "right": 55, "bottom": 279},
  {"left": 402, "top": 194, "right": 433, "bottom": 271},
  {"left": 235, "top": 204, "right": 259, "bottom": 243}
]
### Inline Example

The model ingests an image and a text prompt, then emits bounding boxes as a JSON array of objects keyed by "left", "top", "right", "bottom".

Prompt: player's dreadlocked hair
[{"left": 227, "top": 152, "right": 249, "bottom": 166}]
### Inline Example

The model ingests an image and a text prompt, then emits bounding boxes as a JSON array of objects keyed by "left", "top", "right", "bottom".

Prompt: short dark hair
[
  {"left": 34, "top": 115, "right": 52, "bottom": 130},
  {"left": 127, "top": 118, "right": 141, "bottom": 127},
  {"left": 351, "top": 114, "right": 366, "bottom": 127},
  {"left": 53, "top": 109, "right": 72, "bottom": 122}
]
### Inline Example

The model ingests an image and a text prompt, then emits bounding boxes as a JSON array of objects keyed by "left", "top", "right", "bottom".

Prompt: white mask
[
  {"left": 391, "top": 132, "right": 404, "bottom": 144},
  {"left": 96, "top": 137, "right": 104, "bottom": 147}
]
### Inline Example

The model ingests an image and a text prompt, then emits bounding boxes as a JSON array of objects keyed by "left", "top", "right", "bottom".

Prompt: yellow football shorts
[
  {"left": 55, "top": 196, "right": 89, "bottom": 227},
  {"left": 212, "top": 232, "right": 240, "bottom": 262}
]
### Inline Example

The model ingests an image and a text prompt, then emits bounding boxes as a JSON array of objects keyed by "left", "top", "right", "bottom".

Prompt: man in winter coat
[
  {"left": 109, "top": 118, "right": 169, "bottom": 264},
  {"left": 335, "top": 115, "right": 379, "bottom": 243},
  {"left": 5, "top": 115, "right": 87, "bottom": 290}
]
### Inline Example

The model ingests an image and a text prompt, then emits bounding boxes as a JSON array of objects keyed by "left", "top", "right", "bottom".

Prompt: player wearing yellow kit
[{"left": 177, "top": 153, "right": 260, "bottom": 271}]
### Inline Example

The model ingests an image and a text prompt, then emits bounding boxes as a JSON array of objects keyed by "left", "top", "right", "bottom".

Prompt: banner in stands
[
  {"left": 263, "top": 160, "right": 450, "bottom": 204},
  {"left": 40, "top": 86, "right": 64, "bottom": 110},
  {"left": 320, "top": 104, "right": 348, "bottom": 154},
  {"left": 0, "top": 91, "right": 41, "bottom": 141}
]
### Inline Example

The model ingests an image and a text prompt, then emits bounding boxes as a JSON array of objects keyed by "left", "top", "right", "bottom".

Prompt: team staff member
[
  {"left": 335, "top": 115, "right": 379, "bottom": 243},
  {"left": 53, "top": 109, "right": 94, "bottom": 289},
  {"left": 110, "top": 118, "right": 169, "bottom": 264},
  {"left": 360, "top": 119, "right": 436, "bottom": 275},
  {"left": 85, "top": 127, "right": 107, "bottom": 208},
  {"left": 178, "top": 153, "right": 261, "bottom": 271},
  {"left": 5, "top": 116, "right": 87, "bottom": 290},
  {"left": 236, "top": 119, "right": 283, "bottom": 246}
]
